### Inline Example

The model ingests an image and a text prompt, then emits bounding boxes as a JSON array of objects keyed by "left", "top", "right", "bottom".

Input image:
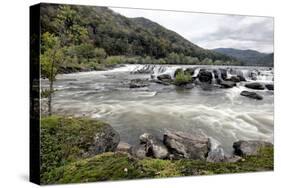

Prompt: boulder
[
  {"left": 129, "top": 79, "right": 149, "bottom": 88},
  {"left": 237, "top": 75, "right": 246, "bottom": 82},
  {"left": 227, "top": 76, "right": 241, "bottom": 83},
  {"left": 218, "top": 80, "right": 236, "bottom": 88},
  {"left": 219, "top": 68, "right": 227, "bottom": 80},
  {"left": 245, "top": 82, "right": 265, "bottom": 90},
  {"left": 198, "top": 70, "right": 213, "bottom": 83},
  {"left": 163, "top": 130, "right": 211, "bottom": 160},
  {"left": 265, "top": 84, "right": 274, "bottom": 90},
  {"left": 139, "top": 133, "right": 169, "bottom": 159},
  {"left": 240, "top": 91, "right": 263, "bottom": 100},
  {"left": 233, "top": 140, "right": 273, "bottom": 156},
  {"left": 116, "top": 142, "right": 132, "bottom": 153}
]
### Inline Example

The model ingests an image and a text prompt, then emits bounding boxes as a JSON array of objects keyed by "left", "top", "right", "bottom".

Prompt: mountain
[
  {"left": 213, "top": 48, "right": 273, "bottom": 66},
  {"left": 40, "top": 3, "right": 238, "bottom": 64}
]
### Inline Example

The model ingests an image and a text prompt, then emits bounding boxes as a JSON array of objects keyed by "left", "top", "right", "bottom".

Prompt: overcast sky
[{"left": 110, "top": 7, "right": 274, "bottom": 53}]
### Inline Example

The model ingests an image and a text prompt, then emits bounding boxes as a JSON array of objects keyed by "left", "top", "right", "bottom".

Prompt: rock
[
  {"left": 219, "top": 68, "right": 227, "bottom": 80},
  {"left": 129, "top": 79, "right": 149, "bottom": 88},
  {"left": 237, "top": 75, "right": 246, "bottom": 82},
  {"left": 218, "top": 80, "right": 236, "bottom": 88},
  {"left": 183, "top": 83, "right": 195, "bottom": 89},
  {"left": 200, "top": 83, "right": 214, "bottom": 91},
  {"left": 207, "top": 147, "right": 243, "bottom": 163},
  {"left": 233, "top": 140, "right": 273, "bottom": 156},
  {"left": 265, "top": 84, "right": 274, "bottom": 90},
  {"left": 129, "top": 144, "right": 147, "bottom": 159},
  {"left": 206, "top": 147, "right": 226, "bottom": 163},
  {"left": 157, "top": 74, "right": 172, "bottom": 82},
  {"left": 226, "top": 76, "right": 240, "bottom": 83},
  {"left": 152, "top": 79, "right": 171, "bottom": 85},
  {"left": 87, "top": 125, "right": 120, "bottom": 156},
  {"left": 139, "top": 133, "right": 169, "bottom": 159},
  {"left": 198, "top": 70, "right": 213, "bottom": 83},
  {"left": 116, "top": 142, "right": 132, "bottom": 153},
  {"left": 163, "top": 130, "right": 211, "bottom": 160},
  {"left": 240, "top": 91, "right": 263, "bottom": 100},
  {"left": 245, "top": 82, "right": 265, "bottom": 90}
]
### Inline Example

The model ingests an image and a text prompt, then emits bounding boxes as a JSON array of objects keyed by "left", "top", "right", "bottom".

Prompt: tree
[{"left": 40, "top": 32, "right": 64, "bottom": 115}]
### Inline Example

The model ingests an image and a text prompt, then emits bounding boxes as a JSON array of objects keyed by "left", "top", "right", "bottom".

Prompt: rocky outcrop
[
  {"left": 240, "top": 91, "right": 263, "bottom": 100},
  {"left": 163, "top": 130, "right": 211, "bottom": 160},
  {"left": 233, "top": 140, "right": 273, "bottom": 156},
  {"left": 129, "top": 144, "right": 147, "bottom": 159},
  {"left": 116, "top": 141, "right": 132, "bottom": 153},
  {"left": 265, "top": 84, "right": 274, "bottom": 90},
  {"left": 245, "top": 82, "right": 265, "bottom": 90}
]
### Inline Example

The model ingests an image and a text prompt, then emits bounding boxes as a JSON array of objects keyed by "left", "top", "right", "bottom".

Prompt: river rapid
[{"left": 41, "top": 64, "right": 274, "bottom": 154}]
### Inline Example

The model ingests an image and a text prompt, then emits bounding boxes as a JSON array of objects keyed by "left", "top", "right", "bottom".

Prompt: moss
[
  {"left": 40, "top": 115, "right": 109, "bottom": 183},
  {"left": 43, "top": 147, "right": 273, "bottom": 184}
]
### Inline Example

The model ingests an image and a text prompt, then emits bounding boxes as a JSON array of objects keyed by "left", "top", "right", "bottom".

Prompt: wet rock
[
  {"left": 219, "top": 68, "right": 227, "bottom": 80},
  {"left": 151, "top": 79, "right": 171, "bottom": 85},
  {"left": 218, "top": 80, "right": 236, "bottom": 88},
  {"left": 237, "top": 75, "right": 246, "bottom": 82},
  {"left": 183, "top": 83, "right": 195, "bottom": 89},
  {"left": 245, "top": 82, "right": 265, "bottom": 90},
  {"left": 129, "top": 79, "right": 149, "bottom": 88},
  {"left": 116, "top": 142, "right": 132, "bottom": 153},
  {"left": 198, "top": 70, "right": 213, "bottom": 83},
  {"left": 139, "top": 133, "right": 169, "bottom": 159},
  {"left": 163, "top": 130, "right": 211, "bottom": 160},
  {"left": 240, "top": 91, "right": 263, "bottom": 100},
  {"left": 184, "top": 68, "right": 195, "bottom": 76},
  {"left": 233, "top": 140, "right": 273, "bottom": 156},
  {"left": 226, "top": 76, "right": 241, "bottom": 83},
  {"left": 265, "top": 84, "right": 274, "bottom": 90},
  {"left": 157, "top": 74, "right": 172, "bottom": 82}
]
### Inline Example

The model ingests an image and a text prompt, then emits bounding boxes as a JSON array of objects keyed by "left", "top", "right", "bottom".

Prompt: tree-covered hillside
[
  {"left": 40, "top": 3, "right": 240, "bottom": 75},
  {"left": 213, "top": 48, "right": 273, "bottom": 67}
]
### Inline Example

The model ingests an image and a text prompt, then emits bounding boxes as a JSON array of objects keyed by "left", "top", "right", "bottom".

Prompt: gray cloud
[{"left": 111, "top": 8, "right": 274, "bottom": 53}]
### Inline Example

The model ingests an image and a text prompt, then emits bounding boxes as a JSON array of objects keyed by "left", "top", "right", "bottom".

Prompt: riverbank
[{"left": 40, "top": 115, "right": 273, "bottom": 185}]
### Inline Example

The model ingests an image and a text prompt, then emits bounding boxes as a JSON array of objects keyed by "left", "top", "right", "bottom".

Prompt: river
[{"left": 41, "top": 64, "right": 274, "bottom": 154}]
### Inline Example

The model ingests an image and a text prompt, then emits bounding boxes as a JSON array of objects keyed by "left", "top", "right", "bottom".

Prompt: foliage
[
  {"left": 174, "top": 70, "right": 192, "bottom": 85},
  {"left": 40, "top": 116, "right": 109, "bottom": 183},
  {"left": 42, "top": 147, "right": 273, "bottom": 184}
]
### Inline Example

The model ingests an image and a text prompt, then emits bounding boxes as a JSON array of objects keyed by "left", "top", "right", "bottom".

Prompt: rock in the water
[
  {"left": 218, "top": 80, "right": 236, "bottom": 88},
  {"left": 129, "top": 79, "right": 149, "bottom": 88},
  {"left": 245, "top": 82, "right": 265, "bottom": 90},
  {"left": 116, "top": 142, "right": 132, "bottom": 153},
  {"left": 240, "top": 91, "right": 263, "bottom": 100},
  {"left": 237, "top": 75, "right": 246, "bottom": 82},
  {"left": 206, "top": 147, "right": 226, "bottom": 163},
  {"left": 129, "top": 144, "right": 147, "bottom": 159},
  {"left": 219, "top": 68, "right": 227, "bottom": 80},
  {"left": 233, "top": 140, "right": 273, "bottom": 156},
  {"left": 139, "top": 133, "right": 169, "bottom": 159},
  {"left": 184, "top": 68, "right": 195, "bottom": 76},
  {"left": 227, "top": 76, "right": 241, "bottom": 83},
  {"left": 163, "top": 130, "right": 211, "bottom": 160},
  {"left": 198, "top": 70, "right": 213, "bottom": 83},
  {"left": 265, "top": 84, "right": 274, "bottom": 90},
  {"left": 157, "top": 74, "right": 172, "bottom": 82}
]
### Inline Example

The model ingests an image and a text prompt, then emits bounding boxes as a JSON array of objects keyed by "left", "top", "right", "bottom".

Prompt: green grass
[
  {"left": 42, "top": 147, "right": 273, "bottom": 184},
  {"left": 40, "top": 116, "right": 110, "bottom": 183}
]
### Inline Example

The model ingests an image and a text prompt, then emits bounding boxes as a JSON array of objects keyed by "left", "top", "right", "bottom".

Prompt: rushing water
[{"left": 41, "top": 64, "right": 274, "bottom": 153}]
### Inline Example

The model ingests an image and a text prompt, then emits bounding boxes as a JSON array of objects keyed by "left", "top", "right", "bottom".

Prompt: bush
[{"left": 174, "top": 70, "right": 192, "bottom": 85}]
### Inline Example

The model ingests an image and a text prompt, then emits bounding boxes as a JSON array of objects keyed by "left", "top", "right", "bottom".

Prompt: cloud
[{"left": 110, "top": 7, "right": 273, "bottom": 53}]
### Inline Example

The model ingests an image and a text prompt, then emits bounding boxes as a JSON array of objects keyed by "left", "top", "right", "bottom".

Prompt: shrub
[{"left": 174, "top": 70, "right": 192, "bottom": 85}]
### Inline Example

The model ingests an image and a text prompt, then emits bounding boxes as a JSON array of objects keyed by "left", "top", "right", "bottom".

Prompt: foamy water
[{"left": 41, "top": 64, "right": 274, "bottom": 153}]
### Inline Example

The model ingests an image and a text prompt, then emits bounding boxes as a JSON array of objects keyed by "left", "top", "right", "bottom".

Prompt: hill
[{"left": 213, "top": 48, "right": 273, "bottom": 67}]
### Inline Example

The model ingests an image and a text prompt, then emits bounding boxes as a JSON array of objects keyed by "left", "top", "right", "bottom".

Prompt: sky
[{"left": 110, "top": 7, "right": 274, "bottom": 53}]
